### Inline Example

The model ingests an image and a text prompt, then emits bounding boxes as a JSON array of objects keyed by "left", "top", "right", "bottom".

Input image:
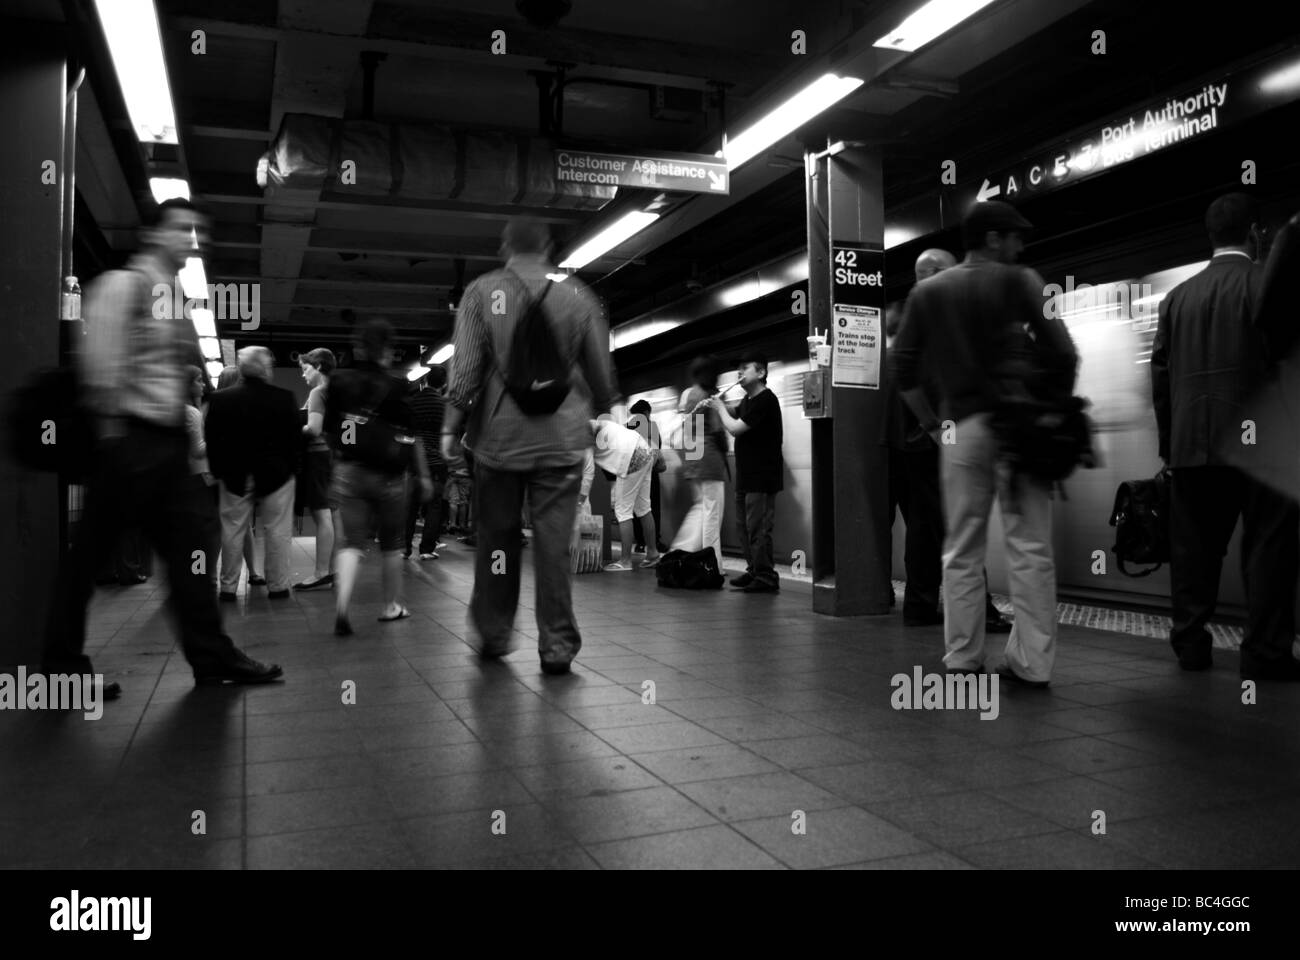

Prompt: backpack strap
[{"left": 486, "top": 269, "right": 556, "bottom": 387}]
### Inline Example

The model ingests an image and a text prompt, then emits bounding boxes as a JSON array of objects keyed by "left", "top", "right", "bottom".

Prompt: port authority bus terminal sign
[
  {"left": 555, "top": 149, "right": 729, "bottom": 194},
  {"left": 830, "top": 241, "right": 884, "bottom": 390},
  {"left": 952, "top": 48, "right": 1300, "bottom": 216}
]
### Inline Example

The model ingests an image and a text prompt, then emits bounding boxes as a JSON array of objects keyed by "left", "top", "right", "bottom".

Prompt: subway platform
[{"left": 3, "top": 540, "right": 1299, "bottom": 870}]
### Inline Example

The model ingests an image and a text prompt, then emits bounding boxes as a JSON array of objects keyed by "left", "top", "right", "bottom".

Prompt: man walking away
[
  {"left": 442, "top": 217, "right": 620, "bottom": 675},
  {"left": 891, "top": 201, "right": 1076, "bottom": 689},
  {"left": 205, "top": 346, "right": 303, "bottom": 602},
  {"left": 42, "top": 198, "right": 282, "bottom": 696},
  {"left": 710, "top": 352, "right": 783, "bottom": 594},
  {"left": 406, "top": 366, "right": 449, "bottom": 560},
  {"left": 1151, "top": 193, "right": 1300, "bottom": 680}
]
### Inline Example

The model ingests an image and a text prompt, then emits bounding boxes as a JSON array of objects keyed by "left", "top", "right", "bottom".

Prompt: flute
[{"left": 690, "top": 379, "right": 742, "bottom": 413}]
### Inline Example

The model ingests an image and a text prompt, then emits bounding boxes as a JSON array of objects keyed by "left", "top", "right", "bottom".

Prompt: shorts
[
  {"left": 611, "top": 458, "right": 654, "bottom": 522},
  {"left": 296, "top": 449, "right": 332, "bottom": 514},
  {"left": 446, "top": 475, "right": 471, "bottom": 506},
  {"left": 330, "top": 459, "right": 406, "bottom": 551}
]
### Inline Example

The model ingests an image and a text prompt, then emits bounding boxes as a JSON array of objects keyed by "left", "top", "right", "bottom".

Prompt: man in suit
[
  {"left": 206, "top": 346, "right": 303, "bottom": 601},
  {"left": 1151, "top": 193, "right": 1300, "bottom": 680}
]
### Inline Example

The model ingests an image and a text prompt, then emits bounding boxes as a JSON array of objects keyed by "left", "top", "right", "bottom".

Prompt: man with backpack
[
  {"left": 891, "top": 201, "right": 1077, "bottom": 689},
  {"left": 442, "top": 217, "right": 620, "bottom": 675}
]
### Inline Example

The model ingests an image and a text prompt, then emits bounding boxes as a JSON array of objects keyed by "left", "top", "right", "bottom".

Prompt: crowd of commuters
[{"left": 44, "top": 195, "right": 1299, "bottom": 695}]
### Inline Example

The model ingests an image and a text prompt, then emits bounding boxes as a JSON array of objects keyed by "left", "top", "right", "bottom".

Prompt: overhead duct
[{"left": 257, "top": 113, "right": 617, "bottom": 210}]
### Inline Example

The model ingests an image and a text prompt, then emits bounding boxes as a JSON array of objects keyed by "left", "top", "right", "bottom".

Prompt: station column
[
  {"left": 0, "top": 24, "right": 67, "bottom": 668},
  {"left": 805, "top": 141, "right": 892, "bottom": 616}
]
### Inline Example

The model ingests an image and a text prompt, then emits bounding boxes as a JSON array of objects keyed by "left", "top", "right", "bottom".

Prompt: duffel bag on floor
[{"left": 655, "top": 546, "right": 724, "bottom": 590}]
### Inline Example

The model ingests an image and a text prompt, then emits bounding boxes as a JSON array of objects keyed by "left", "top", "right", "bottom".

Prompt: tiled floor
[{"left": 4, "top": 537, "right": 1300, "bottom": 870}]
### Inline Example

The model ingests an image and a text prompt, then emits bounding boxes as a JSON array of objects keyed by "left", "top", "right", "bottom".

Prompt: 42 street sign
[{"left": 555, "top": 149, "right": 729, "bottom": 195}]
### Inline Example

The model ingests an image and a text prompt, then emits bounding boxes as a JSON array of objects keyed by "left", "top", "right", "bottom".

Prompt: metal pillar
[
  {"left": 0, "top": 23, "right": 67, "bottom": 668},
  {"left": 806, "top": 141, "right": 892, "bottom": 616}
]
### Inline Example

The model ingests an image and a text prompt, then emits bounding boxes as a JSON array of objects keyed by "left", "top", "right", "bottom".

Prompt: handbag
[
  {"left": 1109, "top": 468, "right": 1171, "bottom": 576},
  {"left": 341, "top": 374, "right": 415, "bottom": 475}
]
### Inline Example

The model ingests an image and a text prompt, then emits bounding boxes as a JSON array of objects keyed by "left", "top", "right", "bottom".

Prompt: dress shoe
[
  {"left": 985, "top": 612, "right": 1014, "bottom": 634},
  {"left": 541, "top": 660, "right": 572, "bottom": 676},
  {"left": 904, "top": 610, "right": 944, "bottom": 627},
  {"left": 219, "top": 591, "right": 237, "bottom": 603},
  {"left": 248, "top": 575, "right": 267, "bottom": 586},
  {"left": 729, "top": 573, "right": 754, "bottom": 588},
  {"left": 294, "top": 574, "right": 333, "bottom": 590},
  {"left": 995, "top": 664, "right": 1049, "bottom": 690},
  {"left": 1240, "top": 656, "right": 1300, "bottom": 682},
  {"left": 194, "top": 651, "right": 283, "bottom": 686},
  {"left": 742, "top": 580, "right": 779, "bottom": 594},
  {"left": 268, "top": 589, "right": 290, "bottom": 599}
]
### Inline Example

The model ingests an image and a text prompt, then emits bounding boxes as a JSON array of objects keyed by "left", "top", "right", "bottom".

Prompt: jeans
[
  {"left": 43, "top": 420, "right": 239, "bottom": 675},
  {"left": 940, "top": 412, "right": 1056, "bottom": 680},
  {"left": 1169, "top": 465, "right": 1299, "bottom": 667},
  {"left": 220, "top": 475, "right": 295, "bottom": 592},
  {"left": 735, "top": 490, "right": 778, "bottom": 587},
  {"left": 469, "top": 461, "right": 583, "bottom": 667},
  {"left": 331, "top": 460, "right": 407, "bottom": 552},
  {"left": 889, "top": 445, "right": 943, "bottom": 618},
  {"left": 406, "top": 469, "right": 447, "bottom": 554}
]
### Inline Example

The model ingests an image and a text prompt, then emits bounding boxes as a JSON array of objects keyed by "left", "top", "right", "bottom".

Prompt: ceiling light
[
  {"left": 191, "top": 307, "right": 216, "bottom": 338},
  {"left": 559, "top": 211, "right": 660, "bottom": 270},
  {"left": 430, "top": 344, "right": 454, "bottom": 364},
  {"left": 721, "top": 74, "right": 864, "bottom": 172},
  {"left": 406, "top": 365, "right": 430, "bottom": 382},
  {"left": 873, "top": 0, "right": 998, "bottom": 53},
  {"left": 205, "top": 360, "right": 225, "bottom": 381},
  {"left": 179, "top": 258, "right": 207, "bottom": 300},
  {"left": 149, "top": 178, "right": 190, "bottom": 203},
  {"left": 93, "top": 0, "right": 179, "bottom": 143},
  {"left": 199, "top": 338, "right": 222, "bottom": 361}
]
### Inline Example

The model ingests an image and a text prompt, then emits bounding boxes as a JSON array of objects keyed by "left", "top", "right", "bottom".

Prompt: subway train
[{"left": 621, "top": 249, "right": 1292, "bottom": 623}]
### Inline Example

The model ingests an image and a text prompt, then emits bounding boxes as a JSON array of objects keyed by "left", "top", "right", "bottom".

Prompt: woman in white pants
[{"left": 671, "top": 357, "right": 729, "bottom": 564}]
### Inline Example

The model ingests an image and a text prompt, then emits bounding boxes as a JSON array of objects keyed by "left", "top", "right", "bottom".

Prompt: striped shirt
[
  {"left": 447, "top": 253, "right": 620, "bottom": 470},
  {"left": 407, "top": 385, "right": 446, "bottom": 468},
  {"left": 79, "top": 251, "right": 203, "bottom": 436}
]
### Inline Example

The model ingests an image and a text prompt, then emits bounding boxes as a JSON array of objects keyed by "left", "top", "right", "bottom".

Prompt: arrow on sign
[
  {"left": 707, "top": 170, "right": 726, "bottom": 191},
  {"left": 975, "top": 178, "right": 1001, "bottom": 202}
]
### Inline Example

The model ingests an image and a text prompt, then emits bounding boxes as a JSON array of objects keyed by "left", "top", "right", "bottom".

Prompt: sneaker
[
  {"left": 995, "top": 664, "right": 1049, "bottom": 690},
  {"left": 603, "top": 561, "right": 634, "bottom": 572},
  {"left": 729, "top": 573, "right": 754, "bottom": 588},
  {"left": 294, "top": 574, "right": 333, "bottom": 590},
  {"left": 434, "top": 541, "right": 448, "bottom": 550},
  {"left": 419, "top": 552, "right": 440, "bottom": 561}
]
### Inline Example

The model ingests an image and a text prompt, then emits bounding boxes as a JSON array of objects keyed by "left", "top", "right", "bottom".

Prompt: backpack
[
  {"left": 501, "top": 273, "right": 569, "bottom": 416},
  {"left": 992, "top": 298, "right": 1098, "bottom": 492},
  {"left": 1109, "top": 469, "right": 1171, "bottom": 577},
  {"left": 655, "top": 547, "right": 725, "bottom": 590},
  {"left": 340, "top": 372, "right": 415, "bottom": 475},
  {"left": 7, "top": 366, "right": 96, "bottom": 481}
]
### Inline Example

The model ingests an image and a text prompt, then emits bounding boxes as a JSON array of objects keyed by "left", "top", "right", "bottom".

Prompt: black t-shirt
[{"left": 734, "top": 387, "right": 783, "bottom": 493}]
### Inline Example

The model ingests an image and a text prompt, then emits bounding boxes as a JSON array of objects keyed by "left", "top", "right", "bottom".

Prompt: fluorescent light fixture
[
  {"left": 205, "top": 360, "right": 225, "bottom": 381},
  {"left": 885, "top": 225, "right": 922, "bottom": 249},
  {"left": 191, "top": 307, "right": 216, "bottom": 338},
  {"left": 430, "top": 344, "right": 454, "bottom": 364},
  {"left": 180, "top": 258, "right": 207, "bottom": 301},
  {"left": 545, "top": 272, "right": 569, "bottom": 283},
  {"left": 406, "top": 365, "right": 430, "bottom": 382},
  {"left": 94, "top": 0, "right": 179, "bottom": 143},
  {"left": 1260, "top": 54, "right": 1300, "bottom": 95},
  {"left": 611, "top": 319, "right": 681, "bottom": 351},
  {"left": 149, "top": 178, "right": 190, "bottom": 203},
  {"left": 721, "top": 74, "right": 864, "bottom": 171},
  {"left": 559, "top": 211, "right": 660, "bottom": 269},
  {"left": 199, "top": 337, "right": 222, "bottom": 360},
  {"left": 873, "top": 0, "right": 997, "bottom": 53}
]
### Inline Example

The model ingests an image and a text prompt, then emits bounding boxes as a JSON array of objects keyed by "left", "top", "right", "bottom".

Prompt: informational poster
[
  {"left": 831, "top": 303, "right": 881, "bottom": 388},
  {"left": 829, "top": 241, "right": 885, "bottom": 389}
]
